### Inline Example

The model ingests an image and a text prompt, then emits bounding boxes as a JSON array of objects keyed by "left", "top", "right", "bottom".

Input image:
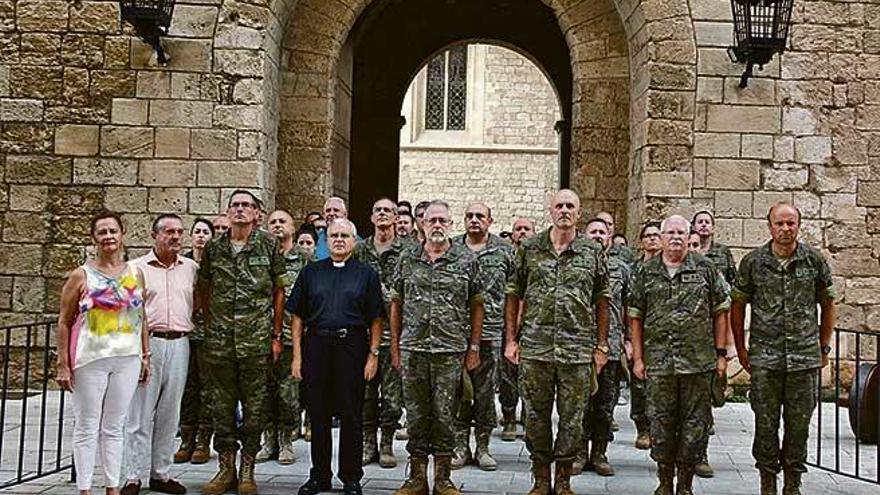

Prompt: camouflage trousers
[
  {"left": 205, "top": 353, "right": 269, "bottom": 457},
  {"left": 401, "top": 351, "right": 464, "bottom": 456},
  {"left": 499, "top": 339, "right": 520, "bottom": 411},
  {"left": 750, "top": 367, "right": 819, "bottom": 475},
  {"left": 262, "top": 345, "right": 302, "bottom": 432},
  {"left": 180, "top": 340, "right": 213, "bottom": 430},
  {"left": 363, "top": 345, "right": 403, "bottom": 431},
  {"left": 647, "top": 371, "right": 712, "bottom": 467},
  {"left": 520, "top": 359, "right": 591, "bottom": 465},
  {"left": 628, "top": 359, "right": 649, "bottom": 433},
  {"left": 454, "top": 342, "right": 499, "bottom": 446},
  {"left": 583, "top": 360, "right": 622, "bottom": 443}
]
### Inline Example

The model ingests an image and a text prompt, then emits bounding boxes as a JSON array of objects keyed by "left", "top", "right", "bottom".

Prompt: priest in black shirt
[{"left": 288, "top": 218, "right": 383, "bottom": 495}]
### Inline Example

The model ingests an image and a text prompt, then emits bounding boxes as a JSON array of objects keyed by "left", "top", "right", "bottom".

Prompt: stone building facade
[
  {"left": 0, "top": 0, "right": 877, "bottom": 335},
  {"left": 398, "top": 44, "right": 560, "bottom": 232}
]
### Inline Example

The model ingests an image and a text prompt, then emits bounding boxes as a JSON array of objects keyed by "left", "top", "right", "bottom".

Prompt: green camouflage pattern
[
  {"left": 703, "top": 241, "right": 737, "bottom": 285},
  {"left": 198, "top": 229, "right": 287, "bottom": 359},
  {"left": 183, "top": 249, "right": 206, "bottom": 341},
  {"left": 281, "top": 246, "right": 311, "bottom": 345},
  {"left": 263, "top": 345, "right": 302, "bottom": 431},
  {"left": 179, "top": 341, "right": 213, "bottom": 430},
  {"left": 391, "top": 242, "right": 484, "bottom": 354},
  {"left": 453, "top": 341, "right": 499, "bottom": 446},
  {"left": 628, "top": 253, "right": 730, "bottom": 376},
  {"left": 731, "top": 241, "right": 836, "bottom": 371},
  {"left": 354, "top": 235, "right": 407, "bottom": 347},
  {"left": 608, "top": 243, "right": 636, "bottom": 265},
  {"left": 498, "top": 342, "right": 520, "bottom": 410},
  {"left": 627, "top": 255, "right": 650, "bottom": 434},
  {"left": 401, "top": 351, "right": 463, "bottom": 456},
  {"left": 206, "top": 354, "right": 268, "bottom": 456},
  {"left": 520, "top": 359, "right": 591, "bottom": 464},
  {"left": 453, "top": 234, "right": 515, "bottom": 342},
  {"left": 506, "top": 229, "right": 610, "bottom": 364},
  {"left": 647, "top": 372, "right": 713, "bottom": 466},
  {"left": 749, "top": 368, "right": 818, "bottom": 474},
  {"left": 583, "top": 360, "right": 622, "bottom": 442},
  {"left": 605, "top": 254, "right": 631, "bottom": 361},
  {"left": 363, "top": 345, "right": 404, "bottom": 430}
]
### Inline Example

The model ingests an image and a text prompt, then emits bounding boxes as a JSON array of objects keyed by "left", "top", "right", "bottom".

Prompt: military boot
[
  {"left": 431, "top": 455, "right": 461, "bottom": 495},
  {"left": 473, "top": 428, "right": 497, "bottom": 471},
  {"left": 591, "top": 440, "right": 614, "bottom": 476},
  {"left": 254, "top": 427, "right": 277, "bottom": 463},
  {"left": 527, "top": 463, "right": 552, "bottom": 495},
  {"left": 174, "top": 426, "right": 195, "bottom": 463},
  {"left": 635, "top": 430, "right": 652, "bottom": 450},
  {"left": 277, "top": 428, "right": 296, "bottom": 465},
  {"left": 694, "top": 453, "right": 714, "bottom": 478},
  {"left": 501, "top": 407, "right": 517, "bottom": 442},
  {"left": 553, "top": 459, "right": 575, "bottom": 495},
  {"left": 782, "top": 470, "right": 803, "bottom": 495},
  {"left": 379, "top": 428, "right": 397, "bottom": 468},
  {"left": 449, "top": 444, "right": 471, "bottom": 470},
  {"left": 675, "top": 465, "right": 695, "bottom": 495},
  {"left": 238, "top": 453, "right": 258, "bottom": 495},
  {"left": 653, "top": 463, "right": 674, "bottom": 495},
  {"left": 571, "top": 448, "right": 587, "bottom": 476},
  {"left": 362, "top": 427, "right": 379, "bottom": 466},
  {"left": 760, "top": 470, "right": 778, "bottom": 495},
  {"left": 190, "top": 427, "right": 213, "bottom": 464},
  {"left": 393, "top": 456, "right": 428, "bottom": 495},
  {"left": 303, "top": 423, "right": 312, "bottom": 442},
  {"left": 203, "top": 451, "right": 238, "bottom": 495}
]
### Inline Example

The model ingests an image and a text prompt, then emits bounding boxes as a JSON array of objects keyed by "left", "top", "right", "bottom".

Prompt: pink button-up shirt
[{"left": 134, "top": 250, "right": 199, "bottom": 333}]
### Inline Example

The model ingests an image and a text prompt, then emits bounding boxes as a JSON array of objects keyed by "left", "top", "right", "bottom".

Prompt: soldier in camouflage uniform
[
  {"left": 628, "top": 221, "right": 661, "bottom": 450},
  {"left": 355, "top": 198, "right": 405, "bottom": 469},
  {"left": 450, "top": 203, "right": 515, "bottom": 471},
  {"left": 254, "top": 210, "right": 309, "bottom": 465},
  {"left": 629, "top": 215, "right": 730, "bottom": 495},
  {"left": 505, "top": 189, "right": 610, "bottom": 495},
  {"left": 390, "top": 200, "right": 484, "bottom": 495},
  {"left": 573, "top": 218, "right": 630, "bottom": 477},
  {"left": 196, "top": 190, "right": 288, "bottom": 495},
  {"left": 598, "top": 211, "right": 635, "bottom": 265},
  {"left": 731, "top": 203, "right": 837, "bottom": 495}
]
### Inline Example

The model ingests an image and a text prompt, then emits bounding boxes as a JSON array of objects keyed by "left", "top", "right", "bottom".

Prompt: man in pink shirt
[{"left": 122, "top": 214, "right": 199, "bottom": 495}]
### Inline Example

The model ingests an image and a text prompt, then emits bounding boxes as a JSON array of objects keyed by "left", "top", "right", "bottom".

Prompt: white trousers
[
  {"left": 122, "top": 336, "right": 190, "bottom": 483},
  {"left": 72, "top": 355, "right": 141, "bottom": 490}
]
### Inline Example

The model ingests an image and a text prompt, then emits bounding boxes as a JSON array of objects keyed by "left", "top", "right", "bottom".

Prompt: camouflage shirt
[
  {"left": 731, "top": 241, "right": 837, "bottom": 371},
  {"left": 281, "top": 246, "right": 311, "bottom": 345},
  {"left": 506, "top": 228, "right": 611, "bottom": 364},
  {"left": 608, "top": 243, "right": 636, "bottom": 265},
  {"left": 605, "top": 253, "right": 631, "bottom": 361},
  {"left": 454, "top": 233, "right": 515, "bottom": 342},
  {"left": 704, "top": 241, "right": 737, "bottom": 285},
  {"left": 391, "top": 241, "right": 484, "bottom": 354},
  {"left": 198, "top": 229, "right": 287, "bottom": 358},
  {"left": 354, "top": 235, "right": 406, "bottom": 347},
  {"left": 628, "top": 253, "right": 730, "bottom": 376},
  {"left": 183, "top": 249, "right": 205, "bottom": 341}
]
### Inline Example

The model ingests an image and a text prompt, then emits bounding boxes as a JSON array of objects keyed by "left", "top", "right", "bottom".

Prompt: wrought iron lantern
[
  {"left": 119, "top": 0, "right": 175, "bottom": 65},
  {"left": 727, "top": 0, "right": 795, "bottom": 88}
]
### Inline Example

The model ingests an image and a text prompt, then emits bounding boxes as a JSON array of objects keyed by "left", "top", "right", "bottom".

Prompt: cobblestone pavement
[{"left": 1, "top": 396, "right": 877, "bottom": 494}]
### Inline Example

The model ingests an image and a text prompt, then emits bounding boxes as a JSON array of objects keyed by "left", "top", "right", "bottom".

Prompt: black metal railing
[
  {"left": 809, "top": 327, "right": 880, "bottom": 484},
  {"left": 0, "top": 321, "right": 72, "bottom": 488}
]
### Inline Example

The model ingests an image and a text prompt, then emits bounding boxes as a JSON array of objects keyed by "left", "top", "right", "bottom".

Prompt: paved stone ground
[{"left": 0, "top": 393, "right": 878, "bottom": 494}]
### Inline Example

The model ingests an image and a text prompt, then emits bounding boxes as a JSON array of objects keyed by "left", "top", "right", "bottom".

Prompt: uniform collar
[
  {"left": 145, "top": 248, "right": 183, "bottom": 268},
  {"left": 534, "top": 227, "right": 592, "bottom": 255}
]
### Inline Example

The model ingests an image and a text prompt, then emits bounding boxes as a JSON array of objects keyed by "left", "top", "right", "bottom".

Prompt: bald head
[{"left": 549, "top": 189, "right": 581, "bottom": 231}]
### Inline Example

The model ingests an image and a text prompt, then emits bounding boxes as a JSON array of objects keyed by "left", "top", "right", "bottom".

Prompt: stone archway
[{"left": 273, "top": 0, "right": 698, "bottom": 237}]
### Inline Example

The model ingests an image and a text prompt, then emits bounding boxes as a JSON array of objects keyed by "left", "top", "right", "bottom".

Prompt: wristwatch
[
  {"left": 271, "top": 333, "right": 282, "bottom": 342},
  {"left": 595, "top": 344, "right": 610, "bottom": 354},
  {"left": 821, "top": 345, "right": 832, "bottom": 355},
  {"left": 370, "top": 347, "right": 380, "bottom": 357},
  {"left": 468, "top": 343, "right": 480, "bottom": 353},
  {"left": 715, "top": 347, "right": 727, "bottom": 358}
]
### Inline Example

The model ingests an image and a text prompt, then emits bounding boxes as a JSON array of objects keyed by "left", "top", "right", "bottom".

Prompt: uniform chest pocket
[
  {"left": 678, "top": 272, "right": 709, "bottom": 306},
  {"left": 248, "top": 256, "right": 270, "bottom": 266}
]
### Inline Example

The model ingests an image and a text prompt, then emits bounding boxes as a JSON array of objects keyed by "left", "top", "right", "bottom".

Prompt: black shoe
[
  {"left": 342, "top": 481, "right": 363, "bottom": 495},
  {"left": 149, "top": 478, "right": 187, "bottom": 495},
  {"left": 297, "top": 478, "right": 331, "bottom": 495},
  {"left": 120, "top": 481, "right": 141, "bottom": 495}
]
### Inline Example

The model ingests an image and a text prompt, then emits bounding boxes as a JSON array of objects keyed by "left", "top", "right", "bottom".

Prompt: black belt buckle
[{"left": 336, "top": 328, "right": 348, "bottom": 338}]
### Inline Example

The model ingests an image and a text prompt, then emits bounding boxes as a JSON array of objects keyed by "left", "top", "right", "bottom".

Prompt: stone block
[
  {"left": 237, "top": 131, "right": 262, "bottom": 159},
  {"left": 139, "top": 160, "right": 197, "bottom": 187},
  {"left": 794, "top": 136, "right": 831, "bottom": 164},
  {"left": 168, "top": 5, "right": 218, "bottom": 38},
  {"left": 20, "top": 33, "right": 61, "bottom": 65},
  {"left": 154, "top": 128, "right": 191, "bottom": 158},
  {"left": 214, "top": 23, "right": 265, "bottom": 50},
  {"left": 104, "top": 36, "right": 130, "bottom": 69},
  {"left": 830, "top": 248, "right": 880, "bottom": 277},
  {"left": 762, "top": 162, "right": 808, "bottom": 191},
  {"left": 741, "top": 134, "right": 773, "bottom": 160},
  {"left": 0, "top": 65, "right": 8, "bottom": 96},
  {"left": 55, "top": 124, "right": 99, "bottom": 156},
  {"left": 131, "top": 38, "right": 212, "bottom": 72},
  {"left": 1, "top": 123, "right": 52, "bottom": 154},
  {"left": 693, "top": 21, "right": 732, "bottom": 47},
  {"left": 706, "top": 105, "right": 780, "bottom": 133},
  {"left": 46, "top": 185, "right": 105, "bottom": 216},
  {"left": 69, "top": 1, "right": 120, "bottom": 33},
  {"left": 215, "top": 49, "right": 265, "bottom": 78},
  {"left": 858, "top": 181, "right": 880, "bottom": 207},
  {"left": 0, "top": 99, "right": 43, "bottom": 121},
  {"left": 822, "top": 193, "right": 866, "bottom": 220},
  {"left": 845, "top": 277, "right": 880, "bottom": 305},
  {"left": 104, "top": 186, "right": 148, "bottom": 213},
  {"left": 137, "top": 71, "right": 171, "bottom": 98},
  {"left": 188, "top": 188, "right": 220, "bottom": 215},
  {"left": 776, "top": 80, "right": 833, "bottom": 107},
  {"left": 723, "top": 77, "right": 775, "bottom": 106},
  {"left": 90, "top": 70, "right": 137, "bottom": 107},
  {"left": 3, "top": 212, "right": 48, "bottom": 242},
  {"left": 696, "top": 77, "right": 723, "bottom": 103},
  {"left": 60, "top": 33, "right": 104, "bottom": 68},
  {"left": 742, "top": 218, "right": 770, "bottom": 247},
  {"left": 148, "top": 187, "right": 188, "bottom": 213},
  {"left": 782, "top": 107, "right": 817, "bottom": 136},
  {"left": 10, "top": 66, "right": 63, "bottom": 100},
  {"left": 0, "top": 0, "right": 13, "bottom": 31},
  {"left": 826, "top": 222, "right": 871, "bottom": 250},
  {"left": 149, "top": 100, "right": 214, "bottom": 128},
  {"left": 714, "top": 190, "right": 751, "bottom": 218},
  {"left": 793, "top": 190, "right": 821, "bottom": 218},
  {"left": 8, "top": 185, "right": 48, "bottom": 212},
  {"left": 752, "top": 191, "right": 792, "bottom": 217},
  {"left": 100, "top": 126, "right": 154, "bottom": 157},
  {"left": 214, "top": 105, "right": 262, "bottom": 130},
  {"left": 198, "top": 161, "right": 263, "bottom": 187},
  {"left": 705, "top": 159, "right": 760, "bottom": 190},
  {"left": 16, "top": 1, "right": 68, "bottom": 32},
  {"left": 191, "top": 129, "right": 237, "bottom": 159},
  {"left": 62, "top": 67, "right": 90, "bottom": 106},
  {"left": 111, "top": 98, "right": 149, "bottom": 125},
  {"left": 171, "top": 73, "right": 201, "bottom": 99},
  {"left": 0, "top": 244, "right": 42, "bottom": 275},
  {"left": 4, "top": 155, "right": 71, "bottom": 184},
  {"left": 233, "top": 79, "right": 264, "bottom": 104},
  {"left": 833, "top": 134, "right": 868, "bottom": 165},
  {"left": 12, "top": 276, "right": 45, "bottom": 313},
  {"left": 693, "top": 132, "right": 740, "bottom": 158},
  {"left": 774, "top": 135, "right": 794, "bottom": 162},
  {"left": 73, "top": 158, "right": 138, "bottom": 185},
  {"left": 44, "top": 245, "right": 84, "bottom": 278},
  {"left": 813, "top": 166, "right": 860, "bottom": 193},
  {"left": 856, "top": 105, "right": 880, "bottom": 130}
]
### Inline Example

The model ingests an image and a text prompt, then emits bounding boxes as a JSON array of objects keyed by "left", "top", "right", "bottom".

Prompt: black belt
[
  {"left": 314, "top": 328, "right": 363, "bottom": 338},
  {"left": 151, "top": 331, "right": 187, "bottom": 340}
]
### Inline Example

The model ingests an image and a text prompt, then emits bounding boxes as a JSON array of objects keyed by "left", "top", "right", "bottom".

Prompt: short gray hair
[
  {"left": 660, "top": 215, "right": 690, "bottom": 233},
  {"left": 327, "top": 218, "right": 357, "bottom": 237}
]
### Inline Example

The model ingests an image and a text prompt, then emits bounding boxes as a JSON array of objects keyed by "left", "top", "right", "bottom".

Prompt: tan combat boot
[
  {"left": 393, "top": 456, "right": 428, "bottom": 495},
  {"left": 553, "top": 459, "right": 575, "bottom": 495},
  {"left": 571, "top": 447, "right": 587, "bottom": 476},
  {"left": 362, "top": 427, "right": 379, "bottom": 466},
  {"left": 203, "top": 451, "right": 238, "bottom": 495},
  {"left": 431, "top": 455, "right": 461, "bottom": 495},
  {"left": 174, "top": 426, "right": 195, "bottom": 463},
  {"left": 473, "top": 428, "right": 497, "bottom": 471},
  {"left": 760, "top": 470, "right": 778, "bottom": 495},
  {"left": 782, "top": 470, "right": 803, "bottom": 495},
  {"left": 653, "top": 463, "right": 674, "bottom": 495},
  {"left": 694, "top": 453, "right": 714, "bottom": 478},
  {"left": 675, "top": 464, "right": 695, "bottom": 495},
  {"left": 238, "top": 453, "right": 258, "bottom": 495},
  {"left": 527, "top": 462, "right": 552, "bottom": 495},
  {"left": 591, "top": 440, "right": 614, "bottom": 476},
  {"left": 635, "top": 430, "right": 652, "bottom": 450},
  {"left": 500, "top": 407, "right": 517, "bottom": 442},
  {"left": 190, "top": 427, "right": 213, "bottom": 464},
  {"left": 254, "top": 427, "right": 276, "bottom": 463},
  {"left": 379, "top": 428, "right": 397, "bottom": 468},
  {"left": 277, "top": 428, "right": 296, "bottom": 465}
]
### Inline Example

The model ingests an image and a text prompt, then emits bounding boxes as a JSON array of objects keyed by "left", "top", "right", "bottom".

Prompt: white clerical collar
[{"left": 332, "top": 261, "right": 345, "bottom": 268}]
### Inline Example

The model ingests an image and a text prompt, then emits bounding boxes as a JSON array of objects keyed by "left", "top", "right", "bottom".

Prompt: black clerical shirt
[{"left": 285, "top": 258, "right": 383, "bottom": 330}]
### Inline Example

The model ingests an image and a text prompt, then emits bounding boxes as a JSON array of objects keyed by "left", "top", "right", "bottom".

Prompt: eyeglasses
[{"left": 230, "top": 201, "right": 254, "bottom": 209}]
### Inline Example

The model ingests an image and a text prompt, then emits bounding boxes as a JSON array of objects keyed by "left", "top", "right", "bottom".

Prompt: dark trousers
[{"left": 303, "top": 331, "right": 368, "bottom": 483}]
